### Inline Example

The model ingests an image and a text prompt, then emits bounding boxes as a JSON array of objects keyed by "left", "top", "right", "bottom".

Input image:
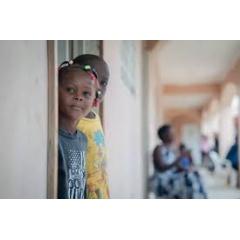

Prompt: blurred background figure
[
  {"left": 201, "top": 135, "right": 214, "bottom": 172},
  {"left": 179, "top": 143, "right": 193, "bottom": 169},
  {"left": 213, "top": 133, "right": 219, "bottom": 154},
  {"left": 150, "top": 124, "right": 207, "bottom": 199},
  {"left": 226, "top": 135, "right": 239, "bottom": 172}
]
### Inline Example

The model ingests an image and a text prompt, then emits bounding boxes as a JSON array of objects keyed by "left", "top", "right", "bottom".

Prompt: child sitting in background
[{"left": 179, "top": 143, "right": 193, "bottom": 170}]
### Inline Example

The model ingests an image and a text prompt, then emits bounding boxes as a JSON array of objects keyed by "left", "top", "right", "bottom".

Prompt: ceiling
[
  {"left": 156, "top": 40, "right": 240, "bottom": 111},
  {"left": 164, "top": 94, "right": 212, "bottom": 109}
]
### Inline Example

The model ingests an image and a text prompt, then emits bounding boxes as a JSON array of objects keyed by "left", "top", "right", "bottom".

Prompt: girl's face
[
  {"left": 90, "top": 60, "right": 109, "bottom": 102},
  {"left": 59, "top": 70, "right": 96, "bottom": 121}
]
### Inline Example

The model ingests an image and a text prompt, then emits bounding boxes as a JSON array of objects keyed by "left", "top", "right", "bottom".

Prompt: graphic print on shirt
[{"left": 68, "top": 149, "right": 86, "bottom": 199}]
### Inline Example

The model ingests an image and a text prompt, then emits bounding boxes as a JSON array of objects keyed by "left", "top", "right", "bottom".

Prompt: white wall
[
  {"left": 0, "top": 41, "right": 48, "bottom": 198},
  {"left": 103, "top": 41, "right": 144, "bottom": 198}
]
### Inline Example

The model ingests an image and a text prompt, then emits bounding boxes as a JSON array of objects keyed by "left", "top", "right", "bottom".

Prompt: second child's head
[
  {"left": 73, "top": 54, "right": 110, "bottom": 103},
  {"left": 58, "top": 61, "right": 99, "bottom": 123},
  {"left": 179, "top": 143, "right": 186, "bottom": 152}
]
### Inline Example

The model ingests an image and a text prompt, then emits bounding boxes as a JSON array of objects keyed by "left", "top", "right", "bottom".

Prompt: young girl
[
  {"left": 73, "top": 54, "right": 110, "bottom": 199},
  {"left": 58, "top": 60, "right": 99, "bottom": 199}
]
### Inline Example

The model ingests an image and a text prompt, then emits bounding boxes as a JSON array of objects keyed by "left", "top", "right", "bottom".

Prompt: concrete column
[{"left": 236, "top": 83, "right": 240, "bottom": 187}]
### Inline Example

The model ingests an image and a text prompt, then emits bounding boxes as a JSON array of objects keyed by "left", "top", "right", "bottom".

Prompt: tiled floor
[
  {"left": 148, "top": 167, "right": 240, "bottom": 199},
  {"left": 200, "top": 168, "right": 240, "bottom": 199},
  {"left": 207, "top": 186, "right": 240, "bottom": 199}
]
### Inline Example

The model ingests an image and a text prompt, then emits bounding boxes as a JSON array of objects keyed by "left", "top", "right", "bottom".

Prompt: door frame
[
  {"left": 47, "top": 40, "right": 58, "bottom": 199},
  {"left": 46, "top": 40, "right": 104, "bottom": 198}
]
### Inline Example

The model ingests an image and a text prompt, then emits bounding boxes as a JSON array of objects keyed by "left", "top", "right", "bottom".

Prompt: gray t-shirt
[{"left": 58, "top": 129, "right": 87, "bottom": 199}]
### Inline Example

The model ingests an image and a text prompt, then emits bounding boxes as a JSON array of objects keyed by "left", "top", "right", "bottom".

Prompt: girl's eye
[
  {"left": 66, "top": 87, "right": 75, "bottom": 94},
  {"left": 101, "top": 81, "right": 107, "bottom": 87},
  {"left": 83, "top": 91, "right": 91, "bottom": 97}
]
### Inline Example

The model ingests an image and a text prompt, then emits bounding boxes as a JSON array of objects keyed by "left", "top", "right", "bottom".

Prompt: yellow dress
[{"left": 77, "top": 112, "right": 110, "bottom": 199}]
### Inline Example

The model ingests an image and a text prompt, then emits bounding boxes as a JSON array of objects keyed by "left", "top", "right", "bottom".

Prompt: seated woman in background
[{"left": 152, "top": 124, "right": 207, "bottom": 199}]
